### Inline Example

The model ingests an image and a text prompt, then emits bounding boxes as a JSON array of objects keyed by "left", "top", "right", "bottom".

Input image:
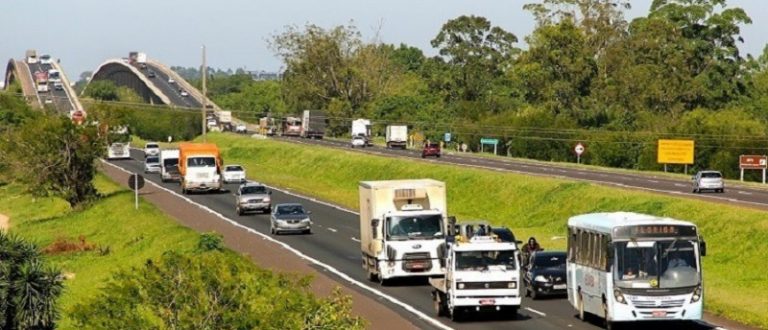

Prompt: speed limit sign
[{"left": 575, "top": 143, "right": 585, "bottom": 156}]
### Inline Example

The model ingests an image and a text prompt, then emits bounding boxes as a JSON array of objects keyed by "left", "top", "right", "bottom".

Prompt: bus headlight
[
  {"left": 613, "top": 289, "right": 627, "bottom": 304},
  {"left": 691, "top": 286, "right": 702, "bottom": 303}
]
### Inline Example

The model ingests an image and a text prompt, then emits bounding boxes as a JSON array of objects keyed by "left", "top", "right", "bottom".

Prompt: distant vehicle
[
  {"left": 422, "top": 142, "right": 441, "bottom": 158},
  {"left": 26, "top": 50, "right": 38, "bottom": 64},
  {"left": 386, "top": 125, "right": 408, "bottom": 149},
  {"left": 34, "top": 71, "right": 49, "bottom": 93},
  {"left": 235, "top": 182, "right": 272, "bottom": 215},
  {"left": 105, "top": 125, "right": 131, "bottom": 160},
  {"left": 53, "top": 82, "right": 64, "bottom": 91},
  {"left": 168, "top": 77, "right": 175, "bottom": 84},
  {"left": 567, "top": 212, "right": 707, "bottom": 328},
  {"left": 235, "top": 124, "right": 247, "bottom": 134},
  {"left": 524, "top": 251, "right": 567, "bottom": 300},
  {"left": 351, "top": 119, "right": 373, "bottom": 146},
  {"left": 692, "top": 170, "right": 724, "bottom": 193},
  {"left": 270, "top": 203, "right": 312, "bottom": 235},
  {"left": 223, "top": 164, "right": 246, "bottom": 183},
  {"left": 218, "top": 111, "right": 232, "bottom": 131},
  {"left": 144, "top": 156, "right": 162, "bottom": 173},
  {"left": 207, "top": 119, "right": 217, "bottom": 129},
  {"left": 70, "top": 110, "right": 85, "bottom": 124},
  {"left": 160, "top": 149, "right": 180, "bottom": 182},
  {"left": 351, "top": 136, "right": 366, "bottom": 148},
  {"left": 147, "top": 70, "right": 156, "bottom": 78},
  {"left": 281, "top": 117, "right": 302, "bottom": 137},
  {"left": 39, "top": 54, "right": 52, "bottom": 65},
  {"left": 144, "top": 142, "right": 160, "bottom": 157},
  {"left": 47, "top": 69, "right": 61, "bottom": 82},
  {"left": 490, "top": 227, "right": 519, "bottom": 245},
  {"left": 300, "top": 110, "right": 326, "bottom": 139},
  {"left": 44, "top": 98, "right": 53, "bottom": 104},
  {"left": 259, "top": 117, "right": 277, "bottom": 136},
  {"left": 178, "top": 143, "right": 223, "bottom": 194},
  {"left": 180, "top": 90, "right": 189, "bottom": 97}
]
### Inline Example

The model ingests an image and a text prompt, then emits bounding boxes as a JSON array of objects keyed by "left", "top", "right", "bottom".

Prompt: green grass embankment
[{"left": 206, "top": 132, "right": 768, "bottom": 329}]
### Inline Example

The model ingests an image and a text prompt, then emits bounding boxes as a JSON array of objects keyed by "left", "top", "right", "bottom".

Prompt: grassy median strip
[{"left": 206, "top": 132, "right": 768, "bottom": 329}]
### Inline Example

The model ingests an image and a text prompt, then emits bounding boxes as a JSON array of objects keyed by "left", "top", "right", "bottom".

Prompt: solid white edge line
[
  {"left": 524, "top": 307, "right": 547, "bottom": 317},
  {"left": 101, "top": 159, "right": 454, "bottom": 330}
]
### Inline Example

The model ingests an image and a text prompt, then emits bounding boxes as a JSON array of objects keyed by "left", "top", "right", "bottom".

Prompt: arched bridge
[{"left": 4, "top": 54, "right": 82, "bottom": 114}]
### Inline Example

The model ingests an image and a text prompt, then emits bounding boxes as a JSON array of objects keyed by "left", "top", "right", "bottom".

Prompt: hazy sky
[{"left": 1, "top": 0, "right": 766, "bottom": 79}]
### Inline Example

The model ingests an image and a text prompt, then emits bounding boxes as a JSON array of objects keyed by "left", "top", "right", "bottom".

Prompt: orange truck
[{"left": 178, "top": 143, "right": 223, "bottom": 194}]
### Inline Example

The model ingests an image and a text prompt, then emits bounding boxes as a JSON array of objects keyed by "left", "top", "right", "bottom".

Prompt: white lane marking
[
  {"left": 525, "top": 307, "right": 547, "bottom": 317},
  {"left": 738, "top": 191, "right": 753, "bottom": 195},
  {"left": 101, "top": 159, "right": 454, "bottom": 330},
  {"left": 327, "top": 227, "right": 338, "bottom": 233},
  {"left": 674, "top": 183, "right": 687, "bottom": 187},
  {"left": 351, "top": 237, "right": 361, "bottom": 242},
  {"left": 649, "top": 180, "right": 659, "bottom": 183},
  {"left": 558, "top": 170, "right": 567, "bottom": 173}
]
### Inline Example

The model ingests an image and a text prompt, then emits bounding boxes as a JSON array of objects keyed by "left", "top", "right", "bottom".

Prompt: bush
[
  {"left": 72, "top": 251, "right": 365, "bottom": 329},
  {"left": 86, "top": 102, "right": 202, "bottom": 141},
  {"left": 197, "top": 231, "right": 224, "bottom": 251}
]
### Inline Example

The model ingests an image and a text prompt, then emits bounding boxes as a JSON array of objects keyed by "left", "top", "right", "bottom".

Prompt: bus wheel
[{"left": 578, "top": 293, "right": 586, "bottom": 321}]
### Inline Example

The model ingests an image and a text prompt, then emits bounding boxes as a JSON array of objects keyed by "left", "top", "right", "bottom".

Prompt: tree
[
  {"left": 72, "top": 251, "right": 365, "bottom": 329},
  {"left": 0, "top": 231, "right": 63, "bottom": 330},
  {"left": 0, "top": 115, "right": 105, "bottom": 208},
  {"left": 83, "top": 80, "right": 119, "bottom": 101}
]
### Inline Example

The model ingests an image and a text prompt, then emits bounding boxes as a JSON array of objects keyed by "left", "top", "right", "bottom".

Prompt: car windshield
[
  {"left": 386, "top": 214, "right": 443, "bottom": 240},
  {"left": 146, "top": 144, "right": 158, "bottom": 149},
  {"left": 226, "top": 166, "right": 243, "bottom": 172},
  {"left": 456, "top": 250, "right": 517, "bottom": 271},
  {"left": 614, "top": 240, "right": 700, "bottom": 289},
  {"left": 163, "top": 159, "right": 178, "bottom": 167},
  {"left": 146, "top": 157, "right": 159, "bottom": 164},
  {"left": 187, "top": 157, "right": 216, "bottom": 167},
  {"left": 241, "top": 186, "right": 267, "bottom": 195},
  {"left": 276, "top": 205, "right": 305, "bottom": 215},
  {"left": 701, "top": 172, "right": 721, "bottom": 178},
  {"left": 532, "top": 254, "right": 566, "bottom": 269}
]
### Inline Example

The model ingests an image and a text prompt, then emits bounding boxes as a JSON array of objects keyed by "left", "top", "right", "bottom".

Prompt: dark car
[
  {"left": 422, "top": 143, "right": 441, "bottom": 158},
  {"left": 147, "top": 70, "right": 156, "bottom": 78},
  {"left": 524, "top": 251, "right": 567, "bottom": 299},
  {"left": 270, "top": 203, "right": 312, "bottom": 235}
]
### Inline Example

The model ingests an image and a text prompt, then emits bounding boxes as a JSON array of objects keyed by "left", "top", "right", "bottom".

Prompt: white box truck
[
  {"left": 386, "top": 125, "right": 407, "bottom": 149},
  {"left": 359, "top": 179, "right": 448, "bottom": 284},
  {"left": 430, "top": 221, "right": 522, "bottom": 321},
  {"left": 351, "top": 119, "right": 373, "bottom": 146},
  {"left": 160, "top": 149, "right": 181, "bottom": 182}
]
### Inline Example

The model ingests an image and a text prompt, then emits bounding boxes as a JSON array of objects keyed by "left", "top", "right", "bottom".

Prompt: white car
[
  {"left": 180, "top": 90, "right": 189, "bottom": 97},
  {"left": 351, "top": 136, "right": 366, "bottom": 148},
  {"left": 144, "top": 142, "right": 160, "bottom": 157},
  {"left": 40, "top": 54, "right": 53, "bottom": 65},
  {"left": 144, "top": 156, "right": 162, "bottom": 173},
  {"left": 223, "top": 165, "right": 246, "bottom": 183},
  {"left": 235, "top": 124, "right": 247, "bottom": 134},
  {"left": 168, "top": 77, "right": 176, "bottom": 84}
]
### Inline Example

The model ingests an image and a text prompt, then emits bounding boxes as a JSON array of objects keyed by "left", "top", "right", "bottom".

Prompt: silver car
[
  {"left": 235, "top": 182, "right": 272, "bottom": 215},
  {"left": 692, "top": 170, "right": 724, "bottom": 193},
  {"left": 144, "top": 156, "right": 161, "bottom": 173},
  {"left": 270, "top": 203, "right": 312, "bottom": 235}
]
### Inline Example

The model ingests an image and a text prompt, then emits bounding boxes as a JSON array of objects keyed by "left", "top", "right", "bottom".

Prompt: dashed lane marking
[
  {"left": 524, "top": 307, "right": 547, "bottom": 317},
  {"left": 327, "top": 227, "right": 338, "bottom": 233}
]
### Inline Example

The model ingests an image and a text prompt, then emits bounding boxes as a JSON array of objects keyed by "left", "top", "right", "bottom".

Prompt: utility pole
[{"left": 201, "top": 45, "right": 207, "bottom": 142}]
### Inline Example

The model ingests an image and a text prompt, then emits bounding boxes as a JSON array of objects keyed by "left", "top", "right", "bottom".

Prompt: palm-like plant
[{"left": 0, "top": 231, "right": 63, "bottom": 330}]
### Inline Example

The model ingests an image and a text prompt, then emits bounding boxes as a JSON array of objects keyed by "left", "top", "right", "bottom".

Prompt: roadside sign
[
  {"left": 444, "top": 132, "right": 452, "bottom": 142},
  {"left": 574, "top": 143, "right": 585, "bottom": 156},
  {"left": 657, "top": 139, "right": 694, "bottom": 165},
  {"left": 739, "top": 155, "right": 767, "bottom": 169},
  {"left": 480, "top": 138, "right": 498, "bottom": 145},
  {"left": 128, "top": 174, "right": 145, "bottom": 191}
]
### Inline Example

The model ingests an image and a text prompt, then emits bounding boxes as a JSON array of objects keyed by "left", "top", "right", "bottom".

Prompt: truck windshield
[
  {"left": 614, "top": 240, "right": 700, "bottom": 289},
  {"left": 456, "top": 250, "right": 517, "bottom": 271},
  {"left": 188, "top": 157, "right": 216, "bottom": 167},
  {"left": 163, "top": 159, "right": 178, "bottom": 167},
  {"left": 386, "top": 214, "right": 443, "bottom": 240}
]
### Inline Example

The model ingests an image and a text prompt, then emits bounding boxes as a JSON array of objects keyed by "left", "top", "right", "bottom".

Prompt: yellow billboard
[{"left": 657, "top": 139, "right": 694, "bottom": 164}]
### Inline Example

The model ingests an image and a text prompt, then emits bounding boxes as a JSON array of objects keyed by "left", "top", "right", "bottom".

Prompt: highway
[
  {"left": 107, "top": 148, "right": 724, "bottom": 330},
  {"left": 137, "top": 62, "right": 201, "bottom": 108},
  {"left": 275, "top": 136, "right": 768, "bottom": 211},
  {"left": 27, "top": 60, "right": 74, "bottom": 113}
]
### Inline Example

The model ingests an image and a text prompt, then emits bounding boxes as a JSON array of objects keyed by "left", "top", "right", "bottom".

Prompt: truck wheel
[
  {"left": 508, "top": 307, "right": 519, "bottom": 320},
  {"left": 450, "top": 307, "right": 462, "bottom": 322},
  {"left": 530, "top": 287, "right": 539, "bottom": 300},
  {"left": 366, "top": 270, "right": 377, "bottom": 282}
]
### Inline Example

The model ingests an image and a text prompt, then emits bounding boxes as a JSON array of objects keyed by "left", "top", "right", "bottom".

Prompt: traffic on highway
[{"left": 100, "top": 140, "right": 723, "bottom": 330}]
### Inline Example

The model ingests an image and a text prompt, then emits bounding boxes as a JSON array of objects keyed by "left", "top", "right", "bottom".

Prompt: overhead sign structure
[
  {"left": 574, "top": 143, "right": 585, "bottom": 164},
  {"left": 657, "top": 139, "right": 694, "bottom": 165},
  {"left": 739, "top": 155, "right": 767, "bottom": 183},
  {"left": 480, "top": 138, "right": 499, "bottom": 155}
]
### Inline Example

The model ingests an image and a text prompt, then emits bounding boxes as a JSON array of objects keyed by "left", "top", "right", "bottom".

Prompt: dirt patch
[
  {"left": 0, "top": 213, "right": 9, "bottom": 231},
  {"left": 42, "top": 235, "right": 96, "bottom": 255},
  {"left": 99, "top": 163, "right": 418, "bottom": 330}
]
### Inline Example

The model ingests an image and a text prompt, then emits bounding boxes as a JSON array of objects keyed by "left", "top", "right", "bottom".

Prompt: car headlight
[
  {"left": 458, "top": 283, "right": 465, "bottom": 289},
  {"left": 302, "top": 217, "right": 311, "bottom": 223},
  {"left": 614, "top": 289, "right": 627, "bottom": 304},
  {"left": 691, "top": 286, "right": 702, "bottom": 303},
  {"left": 508, "top": 281, "right": 517, "bottom": 289},
  {"left": 263, "top": 197, "right": 271, "bottom": 202},
  {"left": 534, "top": 275, "right": 549, "bottom": 283}
]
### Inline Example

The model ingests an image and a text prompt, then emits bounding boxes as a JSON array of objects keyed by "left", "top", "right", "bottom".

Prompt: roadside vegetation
[{"left": 207, "top": 132, "right": 768, "bottom": 328}]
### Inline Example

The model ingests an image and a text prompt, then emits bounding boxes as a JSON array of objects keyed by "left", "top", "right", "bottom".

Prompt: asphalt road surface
[
  {"left": 27, "top": 61, "right": 73, "bottom": 113},
  {"left": 106, "top": 149, "right": 725, "bottom": 330},
  {"left": 141, "top": 63, "right": 201, "bottom": 108},
  {"left": 276, "top": 136, "right": 768, "bottom": 211}
]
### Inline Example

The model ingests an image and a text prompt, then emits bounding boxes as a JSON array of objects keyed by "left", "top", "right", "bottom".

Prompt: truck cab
[
  {"left": 431, "top": 221, "right": 523, "bottom": 321},
  {"left": 178, "top": 143, "right": 223, "bottom": 194}
]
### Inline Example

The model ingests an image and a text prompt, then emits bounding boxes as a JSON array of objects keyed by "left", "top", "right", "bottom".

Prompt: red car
[{"left": 422, "top": 143, "right": 441, "bottom": 158}]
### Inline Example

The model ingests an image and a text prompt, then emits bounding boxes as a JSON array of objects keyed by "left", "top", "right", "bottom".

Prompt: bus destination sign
[{"left": 614, "top": 225, "right": 697, "bottom": 239}]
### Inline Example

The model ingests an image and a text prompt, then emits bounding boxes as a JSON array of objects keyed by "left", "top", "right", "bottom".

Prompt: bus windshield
[
  {"left": 456, "top": 250, "right": 517, "bottom": 271},
  {"left": 386, "top": 214, "right": 443, "bottom": 240},
  {"left": 614, "top": 240, "right": 699, "bottom": 289}
]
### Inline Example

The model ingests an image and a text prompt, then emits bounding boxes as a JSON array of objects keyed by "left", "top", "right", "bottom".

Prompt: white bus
[
  {"left": 567, "top": 212, "right": 706, "bottom": 329},
  {"left": 105, "top": 126, "right": 131, "bottom": 160}
]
